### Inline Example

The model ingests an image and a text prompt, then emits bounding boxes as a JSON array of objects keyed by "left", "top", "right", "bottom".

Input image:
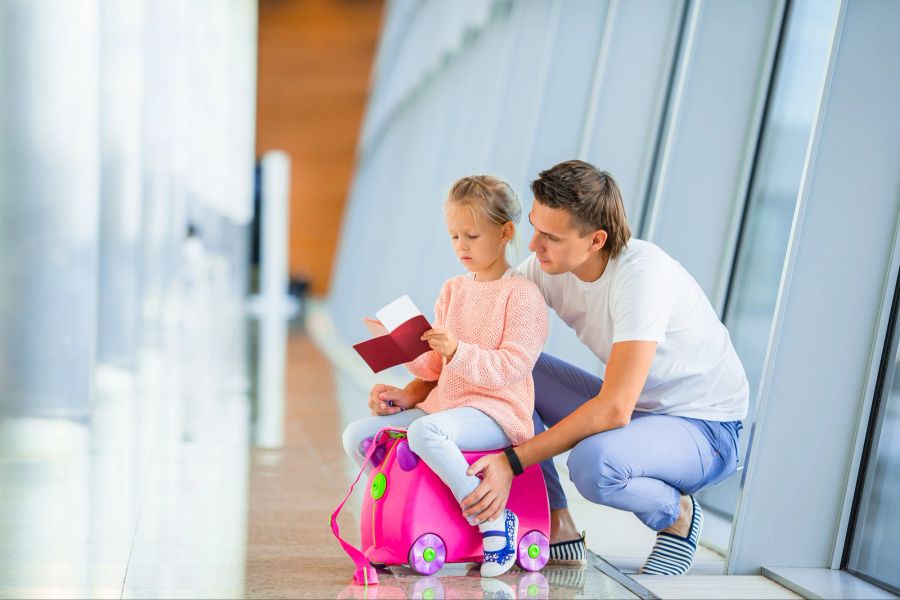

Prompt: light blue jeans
[
  {"left": 533, "top": 353, "right": 743, "bottom": 531},
  {"left": 342, "top": 406, "right": 510, "bottom": 505}
]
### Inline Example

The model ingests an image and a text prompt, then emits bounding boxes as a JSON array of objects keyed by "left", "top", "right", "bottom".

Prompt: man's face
[{"left": 528, "top": 201, "right": 603, "bottom": 275}]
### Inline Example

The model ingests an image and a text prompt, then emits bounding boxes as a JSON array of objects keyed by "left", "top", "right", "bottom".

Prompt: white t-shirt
[{"left": 518, "top": 239, "right": 749, "bottom": 421}]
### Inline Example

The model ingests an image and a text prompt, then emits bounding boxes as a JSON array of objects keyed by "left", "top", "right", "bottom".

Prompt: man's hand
[
  {"left": 421, "top": 326, "right": 458, "bottom": 360},
  {"left": 461, "top": 452, "right": 514, "bottom": 523}
]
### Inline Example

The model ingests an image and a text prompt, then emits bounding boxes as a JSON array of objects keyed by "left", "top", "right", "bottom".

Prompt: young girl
[{"left": 342, "top": 175, "right": 548, "bottom": 577}]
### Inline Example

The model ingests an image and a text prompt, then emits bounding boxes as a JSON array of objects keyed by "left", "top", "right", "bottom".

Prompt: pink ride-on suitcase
[{"left": 332, "top": 427, "right": 551, "bottom": 586}]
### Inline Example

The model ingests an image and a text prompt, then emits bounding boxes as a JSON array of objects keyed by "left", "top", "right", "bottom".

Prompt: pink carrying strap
[{"left": 330, "top": 427, "right": 404, "bottom": 587}]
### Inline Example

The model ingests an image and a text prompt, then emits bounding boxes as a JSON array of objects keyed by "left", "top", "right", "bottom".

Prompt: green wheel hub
[
  {"left": 527, "top": 583, "right": 539, "bottom": 596},
  {"left": 371, "top": 473, "right": 386, "bottom": 500},
  {"left": 422, "top": 588, "right": 435, "bottom": 600},
  {"left": 528, "top": 544, "right": 541, "bottom": 559},
  {"left": 423, "top": 547, "right": 436, "bottom": 563}
]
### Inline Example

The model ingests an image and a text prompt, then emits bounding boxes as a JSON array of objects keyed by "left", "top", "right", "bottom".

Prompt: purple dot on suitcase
[
  {"left": 358, "top": 436, "right": 374, "bottom": 457},
  {"left": 396, "top": 440, "right": 420, "bottom": 471},
  {"left": 370, "top": 444, "right": 387, "bottom": 468},
  {"left": 360, "top": 436, "right": 387, "bottom": 468}
]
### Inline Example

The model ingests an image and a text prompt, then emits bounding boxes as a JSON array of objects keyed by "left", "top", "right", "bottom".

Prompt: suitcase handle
[{"left": 330, "top": 427, "right": 406, "bottom": 586}]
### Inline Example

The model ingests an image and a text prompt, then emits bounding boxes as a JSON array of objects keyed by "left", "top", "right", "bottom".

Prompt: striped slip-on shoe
[
  {"left": 639, "top": 495, "right": 704, "bottom": 575},
  {"left": 548, "top": 531, "right": 586, "bottom": 565}
]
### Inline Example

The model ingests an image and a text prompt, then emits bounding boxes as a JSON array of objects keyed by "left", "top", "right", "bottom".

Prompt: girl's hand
[
  {"left": 421, "top": 327, "right": 458, "bottom": 360},
  {"left": 369, "top": 379, "right": 436, "bottom": 416},
  {"left": 368, "top": 383, "right": 406, "bottom": 415},
  {"left": 461, "top": 452, "right": 514, "bottom": 523}
]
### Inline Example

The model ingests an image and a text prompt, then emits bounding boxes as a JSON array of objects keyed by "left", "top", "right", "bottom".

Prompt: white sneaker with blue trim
[{"left": 480, "top": 509, "right": 519, "bottom": 577}]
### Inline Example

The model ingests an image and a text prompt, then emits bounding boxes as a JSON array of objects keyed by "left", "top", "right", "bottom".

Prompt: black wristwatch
[{"left": 503, "top": 446, "right": 524, "bottom": 476}]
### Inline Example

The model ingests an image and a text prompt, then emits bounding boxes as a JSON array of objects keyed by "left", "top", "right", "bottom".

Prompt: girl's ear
[{"left": 501, "top": 221, "right": 515, "bottom": 242}]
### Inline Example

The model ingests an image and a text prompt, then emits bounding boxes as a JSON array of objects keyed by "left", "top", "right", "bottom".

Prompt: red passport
[{"left": 352, "top": 295, "right": 433, "bottom": 373}]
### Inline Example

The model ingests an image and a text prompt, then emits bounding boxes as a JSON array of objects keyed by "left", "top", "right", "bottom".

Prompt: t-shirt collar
[{"left": 571, "top": 257, "right": 614, "bottom": 290}]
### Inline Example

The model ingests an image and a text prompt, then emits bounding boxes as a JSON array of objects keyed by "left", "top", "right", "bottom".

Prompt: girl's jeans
[{"left": 342, "top": 406, "right": 510, "bottom": 505}]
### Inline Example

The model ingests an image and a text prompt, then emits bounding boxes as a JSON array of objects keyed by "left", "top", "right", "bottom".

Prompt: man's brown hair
[{"left": 530, "top": 160, "right": 631, "bottom": 258}]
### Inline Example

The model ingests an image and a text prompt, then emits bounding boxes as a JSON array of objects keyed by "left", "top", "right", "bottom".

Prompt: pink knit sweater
[{"left": 405, "top": 271, "right": 549, "bottom": 446}]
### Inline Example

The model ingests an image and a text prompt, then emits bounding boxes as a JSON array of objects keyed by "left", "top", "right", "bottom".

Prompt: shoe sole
[{"left": 546, "top": 557, "right": 587, "bottom": 566}]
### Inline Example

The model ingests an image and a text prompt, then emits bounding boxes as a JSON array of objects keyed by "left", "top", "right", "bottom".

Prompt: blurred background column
[
  {"left": 0, "top": 0, "right": 101, "bottom": 419},
  {"left": 0, "top": 0, "right": 258, "bottom": 417},
  {"left": 97, "top": 0, "right": 144, "bottom": 374},
  {"left": 250, "top": 150, "right": 298, "bottom": 316}
]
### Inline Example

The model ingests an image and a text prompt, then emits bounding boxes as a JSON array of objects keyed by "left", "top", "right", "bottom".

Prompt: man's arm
[
  {"left": 516, "top": 339, "right": 657, "bottom": 468},
  {"left": 462, "top": 340, "right": 657, "bottom": 521}
]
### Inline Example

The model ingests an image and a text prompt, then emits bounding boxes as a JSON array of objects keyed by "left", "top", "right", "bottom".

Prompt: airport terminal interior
[{"left": 1, "top": 0, "right": 899, "bottom": 598}]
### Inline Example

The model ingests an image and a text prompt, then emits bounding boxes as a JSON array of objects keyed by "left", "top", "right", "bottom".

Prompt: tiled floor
[
  {"left": 0, "top": 305, "right": 253, "bottom": 599},
  {"left": 0, "top": 315, "right": 640, "bottom": 599},
  {"left": 0, "top": 299, "right": 810, "bottom": 599}
]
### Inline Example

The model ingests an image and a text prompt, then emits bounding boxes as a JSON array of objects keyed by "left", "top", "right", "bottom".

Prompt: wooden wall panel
[{"left": 256, "top": 0, "right": 384, "bottom": 295}]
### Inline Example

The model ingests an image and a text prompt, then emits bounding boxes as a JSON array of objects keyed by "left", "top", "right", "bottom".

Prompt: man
[{"left": 370, "top": 160, "right": 748, "bottom": 575}]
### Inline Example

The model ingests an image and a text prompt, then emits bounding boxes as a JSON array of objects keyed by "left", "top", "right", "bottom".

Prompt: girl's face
[{"left": 445, "top": 203, "right": 510, "bottom": 275}]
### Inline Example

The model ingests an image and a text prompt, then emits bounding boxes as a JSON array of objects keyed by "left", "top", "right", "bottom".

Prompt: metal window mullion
[
  {"left": 711, "top": 0, "right": 787, "bottom": 315},
  {"left": 576, "top": 0, "right": 618, "bottom": 160},
  {"left": 843, "top": 226, "right": 900, "bottom": 573},
  {"left": 639, "top": 0, "right": 702, "bottom": 239},
  {"left": 513, "top": 0, "right": 564, "bottom": 187}
]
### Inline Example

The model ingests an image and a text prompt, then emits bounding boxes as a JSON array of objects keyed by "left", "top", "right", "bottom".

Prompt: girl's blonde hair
[{"left": 445, "top": 175, "right": 522, "bottom": 257}]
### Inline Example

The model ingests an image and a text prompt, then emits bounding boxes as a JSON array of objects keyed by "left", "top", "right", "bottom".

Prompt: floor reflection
[
  {"left": 335, "top": 563, "right": 636, "bottom": 599},
  {"left": 0, "top": 272, "right": 252, "bottom": 598},
  {"left": 252, "top": 315, "right": 289, "bottom": 449}
]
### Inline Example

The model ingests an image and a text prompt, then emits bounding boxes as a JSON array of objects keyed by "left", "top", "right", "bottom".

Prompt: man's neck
[{"left": 572, "top": 251, "right": 610, "bottom": 283}]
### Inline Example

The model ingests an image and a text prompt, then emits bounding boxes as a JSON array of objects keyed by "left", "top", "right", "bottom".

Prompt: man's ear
[{"left": 590, "top": 229, "right": 608, "bottom": 252}]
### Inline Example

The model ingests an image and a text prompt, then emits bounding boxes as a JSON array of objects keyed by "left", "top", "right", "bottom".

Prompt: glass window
[
  {"left": 698, "top": 0, "right": 841, "bottom": 519},
  {"left": 847, "top": 272, "right": 900, "bottom": 594}
]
